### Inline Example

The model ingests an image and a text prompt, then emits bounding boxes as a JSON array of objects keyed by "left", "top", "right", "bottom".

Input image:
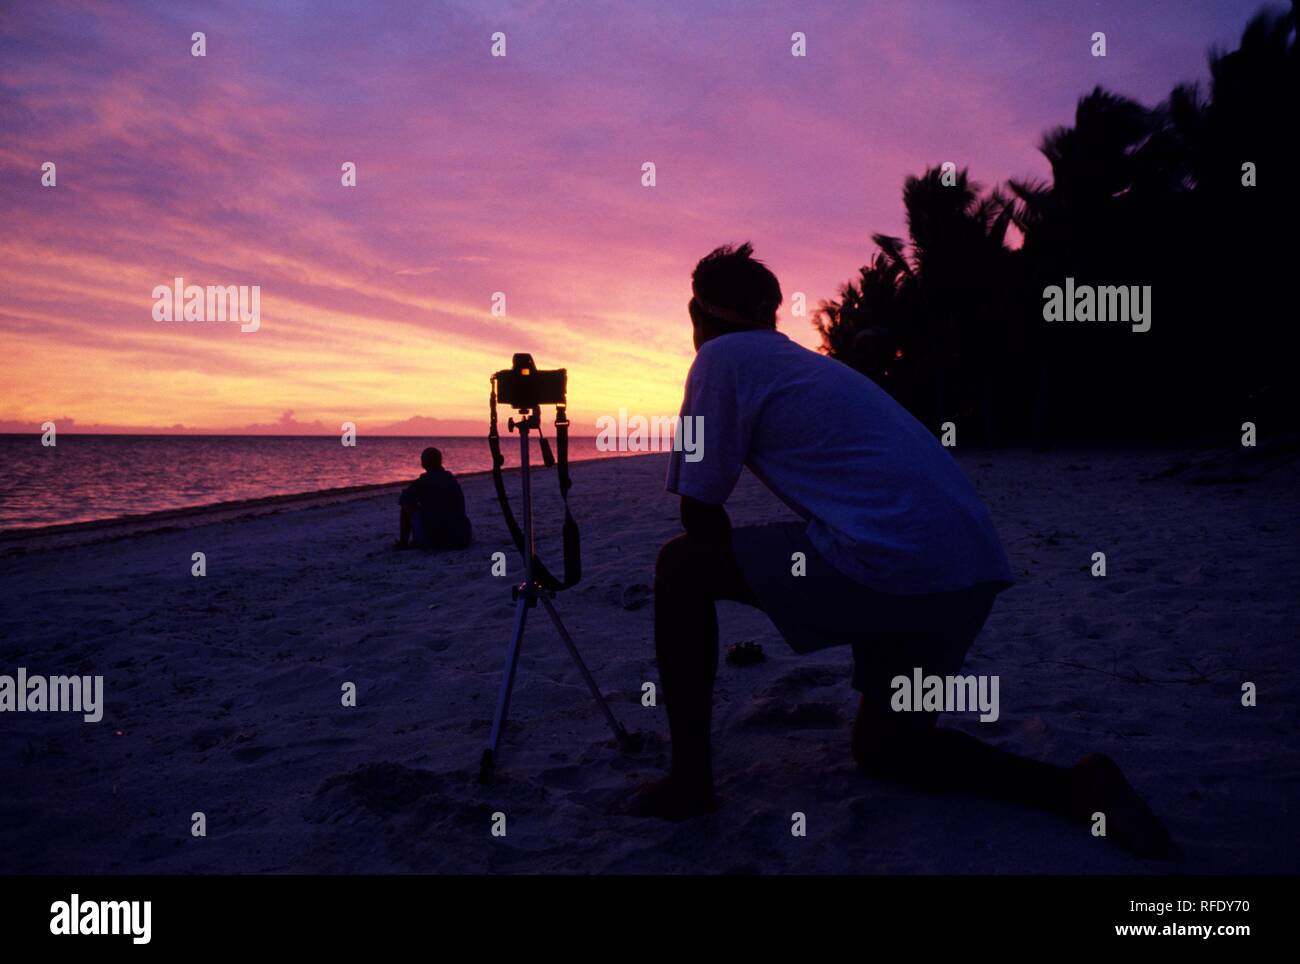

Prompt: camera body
[{"left": 494, "top": 353, "right": 566, "bottom": 410}]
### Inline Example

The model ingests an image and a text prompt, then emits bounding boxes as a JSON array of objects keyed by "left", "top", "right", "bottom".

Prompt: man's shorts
[{"left": 729, "top": 522, "right": 1005, "bottom": 720}]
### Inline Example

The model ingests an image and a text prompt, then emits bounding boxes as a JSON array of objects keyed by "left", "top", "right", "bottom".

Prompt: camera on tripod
[
  {"left": 480, "top": 352, "right": 636, "bottom": 783},
  {"left": 493, "top": 353, "right": 566, "bottom": 411}
]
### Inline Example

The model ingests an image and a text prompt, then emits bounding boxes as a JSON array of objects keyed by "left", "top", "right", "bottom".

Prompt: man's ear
[{"left": 693, "top": 317, "right": 720, "bottom": 351}]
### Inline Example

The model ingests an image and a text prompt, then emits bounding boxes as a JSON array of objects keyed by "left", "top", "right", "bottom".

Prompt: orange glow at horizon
[{"left": 2, "top": 0, "right": 1227, "bottom": 433}]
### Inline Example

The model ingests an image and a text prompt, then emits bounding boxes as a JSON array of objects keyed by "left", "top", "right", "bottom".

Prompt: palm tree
[
  {"left": 817, "top": 167, "right": 1014, "bottom": 436},
  {"left": 819, "top": 3, "right": 1298, "bottom": 442},
  {"left": 813, "top": 249, "right": 912, "bottom": 383}
]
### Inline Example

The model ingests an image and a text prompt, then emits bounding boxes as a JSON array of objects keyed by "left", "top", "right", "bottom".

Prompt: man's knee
[
  {"left": 655, "top": 534, "right": 693, "bottom": 583},
  {"left": 655, "top": 533, "right": 720, "bottom": 592}
]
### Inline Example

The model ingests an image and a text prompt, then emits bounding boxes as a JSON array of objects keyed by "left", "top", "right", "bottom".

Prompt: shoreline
[
  {"left": 0, "top": 452, "right": 659, "bottom": 552},
  {"left": 4, "top": 436, "right": 1293, "bottom": 550}
]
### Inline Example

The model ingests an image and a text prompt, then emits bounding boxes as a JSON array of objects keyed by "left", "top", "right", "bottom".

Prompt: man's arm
[
  {"left": 666, "top": 343, "right": 750, "bottom": 536},
  {"left": 680, "top": 495, "right": 731, "bottom": 541}
]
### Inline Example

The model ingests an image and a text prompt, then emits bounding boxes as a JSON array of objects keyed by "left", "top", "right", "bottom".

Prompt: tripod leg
[
  {"left": 539, "top": 595, "right": 634, "bottom": 749},
  {"left": 481, "top": 592, "right": 530, "bottom": 783}
]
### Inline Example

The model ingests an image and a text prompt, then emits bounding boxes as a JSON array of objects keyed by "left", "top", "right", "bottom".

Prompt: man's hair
[
  {"left": 691, "top": 242, "right": 782, "bottom": 329},
  {"left": 421, "top": 446, "right": 442, "bottom": 471}
]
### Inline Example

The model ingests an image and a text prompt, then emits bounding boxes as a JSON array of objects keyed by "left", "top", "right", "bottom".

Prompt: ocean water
[{"left": 0, "top": 434, "right": 635, "bottom": 530}]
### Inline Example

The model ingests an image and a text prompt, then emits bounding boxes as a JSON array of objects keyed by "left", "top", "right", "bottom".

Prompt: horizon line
[{"left": 0, "top": 431, "right": 609, "bottom": 439}]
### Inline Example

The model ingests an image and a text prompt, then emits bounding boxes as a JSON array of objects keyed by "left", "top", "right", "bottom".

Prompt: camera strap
[
  {"left": 488, "top": 385, "right": 581, "bottom": 591},
  {"left": 552, "top": 403, "right": 580, "bottom": 585}
]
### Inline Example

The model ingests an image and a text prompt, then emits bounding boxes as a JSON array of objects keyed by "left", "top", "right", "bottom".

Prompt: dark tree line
[{"left": 816, "top": 3, "right": 1297, "bottom": 445}]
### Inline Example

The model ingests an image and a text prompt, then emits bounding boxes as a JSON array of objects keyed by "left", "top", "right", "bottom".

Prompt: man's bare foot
[
  {"left": 1071, "top": 753, "right": 1184, "bottom": 862},
  {"left": 622, "top": 774, "right": 717, "bottom": 821}
]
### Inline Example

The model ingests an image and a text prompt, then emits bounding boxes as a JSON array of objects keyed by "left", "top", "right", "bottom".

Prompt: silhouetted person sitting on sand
[
  {"left": 397, "top": 447, "right": 472, "bottom": 551},
  {"left": 628, "top": 242, "right": 1181, "bottom": 861}
]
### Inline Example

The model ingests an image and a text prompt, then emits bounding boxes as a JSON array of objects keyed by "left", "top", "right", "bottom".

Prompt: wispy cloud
[{"left": 0, "top": 0, "right": 1247, "bottom": 431}]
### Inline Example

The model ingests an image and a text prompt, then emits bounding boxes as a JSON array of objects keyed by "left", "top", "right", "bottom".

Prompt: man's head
[
  {"left": 420, "top": 446, "right": 442, "bottom": 471},
  {"left": 689, "top": 242, "right": 782, "bottom": 350}
]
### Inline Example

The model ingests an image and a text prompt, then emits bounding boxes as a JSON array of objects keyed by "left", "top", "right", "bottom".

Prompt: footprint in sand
[
  {"left": 539, "top": 764, "right": 584, "bottom": 789},
  {"left": 305, "top": 762, "right": 454, "bottom": 821},
  {"left": 757, "top": 665, "right": 844, "bottom": 700},
  {"left": 189, "top": 725, "right": 237, "bottom": 751},
  {"left": 231, "top": 744, "right": 274, "bottom": 763},
  {"left": 741, "top": 698, "right": 842, "bottom": 730},
  {"left": 619, "top": 584, "right": 652, "bottom": 610}
]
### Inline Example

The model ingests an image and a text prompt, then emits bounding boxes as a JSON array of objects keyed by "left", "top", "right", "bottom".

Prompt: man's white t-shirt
[{"left": 665, "top": 329, "right": 1014, "bottom": 595}]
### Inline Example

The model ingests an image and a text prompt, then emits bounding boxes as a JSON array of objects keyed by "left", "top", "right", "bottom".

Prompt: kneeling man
[{"left": 634, "top": 243, "right": 1178, "bottom": 861}]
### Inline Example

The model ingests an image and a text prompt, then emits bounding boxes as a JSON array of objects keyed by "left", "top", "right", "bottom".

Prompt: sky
[{"left": 0, "top": 0, "right": 1260, "bottom": 434}]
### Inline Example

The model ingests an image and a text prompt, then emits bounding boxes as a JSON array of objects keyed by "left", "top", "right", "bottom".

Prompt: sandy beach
[{"left": 0, "top": 443, "right": 1296, "bottom": 874}]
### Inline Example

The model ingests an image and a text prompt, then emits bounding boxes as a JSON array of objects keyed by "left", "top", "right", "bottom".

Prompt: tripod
[{"left": 479, "top": 406, "right": 635, "bottom": 784}]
